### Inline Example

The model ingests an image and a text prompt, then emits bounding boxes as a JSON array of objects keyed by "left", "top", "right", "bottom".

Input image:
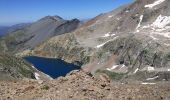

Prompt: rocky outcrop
[{"left": 94, "top": 33, "right": 170, "bottom": 81}]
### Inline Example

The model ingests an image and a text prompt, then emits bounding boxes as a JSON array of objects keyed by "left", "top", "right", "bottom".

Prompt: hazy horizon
[{"left": 0, "top": 0, "right": 133, "bottom": 26}]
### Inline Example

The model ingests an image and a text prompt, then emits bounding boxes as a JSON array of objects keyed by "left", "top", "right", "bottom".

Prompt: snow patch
[
  {"left": 111, "top": 34, "right": 115, "bottom": 37},
  {"left": 31, "top": 65, "right": 35, "bottom": 69},
  {"left": 101, "top": 32, "right": 111, "bottom": 37},
  {"left": 136, "top": 15, "right": 144, "bottom": 29},
  {"left": 133, "top": 68, "right": 139, "bottom": 74},
  {"left": 125, "top": 10, "right": 129, "bottom": 13},
  {"left": 108, "top": 15, "right": 113, "bottom": 18},
  {"left": 101, "top": 32, "right": 115, "bottom": 38},
  {"left": 106, "top": 65, "right": 119, "bottom": 71},
  {"left": 119, "top": 64, "right": 126, "bottom": 70},
  {"left": 96, "top": 36, "right": 119, "bottom": 48},
  {"left": 136, "top": 15, "right": 143, "bottom": 32},
  {"left": 116, "top": 17, "right": 121, "bottom": 20},
  {"left": 153, "top": 32, "right": 170, "bottom": 38},
  {"left": 34, "top": 72, "right": 40, "bottom": 80},
  {"left": 152, "top": 15, "right": 170, "bottom": 28},
  {"left": 147, "top": 66, "right": 155, "bottom": 71},
  {"left": 136, "top": 30, "right": 140, "bottom": 32},
  {"left": 146, "top": 76, "right": 159, "bottom": 80},
  {"left": 142, "top": 25, "right": 150, "bottom": 29},
  {"left": 164, "top": 43, "right": 170, "bottom": 46},
  {"left": 122, "top": 64, "right": 126, "bottom": 68},
  {"left": 145, "top": 0, "right": 166, "bottom": 8},
  {"left": 141, "top": 82, "right": 156, "bottom": 85},
  {"left": 150, "top": 35, "right": 158, "bottom": 40}
]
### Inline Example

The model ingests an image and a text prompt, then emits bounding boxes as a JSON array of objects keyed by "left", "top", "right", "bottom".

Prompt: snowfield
[
  {"left": 145, "top": 0, "right": 166, "bottom": 8},
  {"left": 101, "top": 32, "right": 111, "bottom": 37},
  {"left": 136, "top": 15, "right": 144, "bottom": 29},
  {"left": 146, "top": 76, "right": 159, "bottom": 81},
  {"left": 34, "top": 72, "right": 41, "bottom": 80},
  {"left": 133, "top": 68, "right": 139, "bottom": 74},
  {"left": 141, "top": 82, "right": 156, "bottom": 85},
  {"left": 152, "top": 15, "right": 170, "bottom": 28},
  {"left": 106, "top": 65, "right": 119, "bottom": 71},
  {"left": 96, "top": 36, "right": 119, "bottom": 48},
  {"left": 147, "top": 66, "right": 155, "bottom": 71}
]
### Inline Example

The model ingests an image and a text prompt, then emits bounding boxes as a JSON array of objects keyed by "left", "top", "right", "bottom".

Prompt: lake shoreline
[{"left": 24, "top": 56, "right": 80, "bottom": 79}]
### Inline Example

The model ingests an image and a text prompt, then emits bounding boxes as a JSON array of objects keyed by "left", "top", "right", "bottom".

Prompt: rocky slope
[
  {"left": 0, "top": 16, "right": 80, "bottom": 53},
  {"left": 0, "top": 70, "right": 170, "bottom": 100},
  {"left": 0, "top": 53, "right": 35, "bottom": 80},
  {"left": 24, "top": 0, "right": 170, "bottom": 82}
]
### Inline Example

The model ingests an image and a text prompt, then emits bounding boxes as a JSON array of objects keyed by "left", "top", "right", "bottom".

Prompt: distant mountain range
[
  {"left": 0, "top": 16, "right": 80, "bottom": 53},
  {"left": 0, "top": 26, "right": 10, "bottom": 36},
  {"left": 0, "top": 23, "right": 31, "bottom": 36}
]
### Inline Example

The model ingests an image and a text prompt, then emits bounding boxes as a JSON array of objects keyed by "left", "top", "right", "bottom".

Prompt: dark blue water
[{"left": 24, "top": 56, "right": 80, "bottom": 78}]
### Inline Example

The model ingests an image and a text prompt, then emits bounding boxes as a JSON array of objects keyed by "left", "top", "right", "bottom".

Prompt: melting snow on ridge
[
  {"left": 152, "top": 15, "right": 170, "bottom": 28},
  {"left": 150, "top": 35, "right": 158, "bottom": 40},
  {"left": 120, "top": 64, "right": 126, "bottom": 69},
  {"left": 108, "top": 15, "right": 113, "bottom": 18},
  {"left": 101, "top": 32, "right": 111, "bottom": 37},
  {"left": 101, "top": 32, "right": 115, "bottom": 37},
  {"left": 147, "top": 66, "right": 155, "bottom": 71},
  {"left": 125, "top": 10, "right": 129, "bottom": 13},
  {"left": 34, "top": 72, "right": 40, "bottom": 80},
  {"left": 96, "top": 36, "right": 119, "bottom": 48},
  {"left": 133, "top": 68, "right": 139, "bottom": 74},
  {"left": 144, "top": 15, "right": 170, "bottom": 39},
  {"left": 141, "top": 83, "right": 156, "bottom": 85},
  {"left": 136, "top": 15, "right": 144, "bottom": 29},
  {"left": 106, "top": 65, "right": 119, "bottom": 71},
  {"left": 153, "top": 32, "right": 170, "bottom": 38},
  {"left": 146, "top": 76, "right": 159, "bottom": 80},
  {"left": 164, "top": 43, "right": 170, "bottom": 46},
  {"left": 145, "top": 0, "right": 166, "bottom": 8}
]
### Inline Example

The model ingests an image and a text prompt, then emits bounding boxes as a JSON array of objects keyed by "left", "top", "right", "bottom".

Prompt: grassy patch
[
  {"left": 96, "top": 70, "right": 124, "bottom": 80},
  {"left": 41, "top": 85, "right": 50, "bottom": 90},
  {"left": 127, "top": 96, "right": 132, "bottom": 100}
]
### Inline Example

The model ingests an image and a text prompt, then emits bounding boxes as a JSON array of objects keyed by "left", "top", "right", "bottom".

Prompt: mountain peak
[{"left": 39, "top": 15, "right": 64, "bottom": 21}]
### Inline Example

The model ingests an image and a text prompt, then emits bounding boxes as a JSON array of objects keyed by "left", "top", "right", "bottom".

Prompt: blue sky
[{"left": 0, "top": 0, "right": 133, "bottom": 26}]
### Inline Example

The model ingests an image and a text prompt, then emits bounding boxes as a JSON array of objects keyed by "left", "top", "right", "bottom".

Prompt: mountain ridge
[
  {"left": 22, "top": 0, "right": 170, "bottom": 82},
  {"left": 0, "top": 15, "right": 80, "bottom": 53}
]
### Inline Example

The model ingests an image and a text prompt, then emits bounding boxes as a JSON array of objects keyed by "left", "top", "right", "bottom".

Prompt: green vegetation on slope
[
  {"left": 96, "top": 70, "right": 125, "bottom": 80},
  {"left": 0, "top": 53, "right": 35, "bottom": 80}
]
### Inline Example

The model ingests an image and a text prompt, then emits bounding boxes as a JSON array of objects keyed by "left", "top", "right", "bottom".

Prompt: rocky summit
[{"left": 0, "top": 0, "right": 170, "bottom": 100}]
